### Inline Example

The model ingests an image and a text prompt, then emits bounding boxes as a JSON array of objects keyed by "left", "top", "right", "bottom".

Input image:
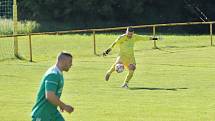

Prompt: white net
[
  {"left": 0, "top": 0, "right": 14, "bottom": 61},
  {"left": 0, "top": 0, "right": 13, "bottom": 35},
  {"left": 0, "top": 0, "right": 13, "bottom": 19}
]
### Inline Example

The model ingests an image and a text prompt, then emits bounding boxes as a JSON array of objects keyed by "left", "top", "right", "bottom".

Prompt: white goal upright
[{"left": 0, "top": 0, "right": 18, "bottom": 58}]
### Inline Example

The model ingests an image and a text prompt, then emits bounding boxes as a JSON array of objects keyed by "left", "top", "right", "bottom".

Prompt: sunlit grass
[{"left": 0, "top": 34, "right": 215, "bottom": 121}]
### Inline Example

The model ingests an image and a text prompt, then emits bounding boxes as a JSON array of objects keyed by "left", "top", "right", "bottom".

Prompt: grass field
[{"left": 0, "top": 34, "right": 215, "bottom": 121}]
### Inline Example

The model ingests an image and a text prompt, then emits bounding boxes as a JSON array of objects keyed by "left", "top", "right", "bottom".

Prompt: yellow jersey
[{"left": 109, "top": 34, "right": 149, "bottom": 64}]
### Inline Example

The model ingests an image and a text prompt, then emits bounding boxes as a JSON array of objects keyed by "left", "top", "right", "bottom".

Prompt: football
[{"left": 115, "top": 63, "right": 124, "bottom": 73}]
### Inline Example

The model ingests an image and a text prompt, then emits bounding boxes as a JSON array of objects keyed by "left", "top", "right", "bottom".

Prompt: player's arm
[
  {"left": 46, "top": 91, "right": 74, "bottom": 113},
  {"left": 134, "top": 34, "right": 159, "bottom": 42},
  {"left": 103, "top": 35, "right": 123, "bottom": 56},
  {"left": 45, "top": 74, "right": 74, "bottom": 113}
]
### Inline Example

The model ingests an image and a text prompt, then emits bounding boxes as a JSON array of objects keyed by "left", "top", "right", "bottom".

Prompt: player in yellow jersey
[{"left": 103, "top": 27, "right": 157, "bottom": 88}]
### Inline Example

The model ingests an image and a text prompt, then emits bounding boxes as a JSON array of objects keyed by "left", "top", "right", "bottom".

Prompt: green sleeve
[
  {"left": 45, "top": 74, "right": 59, "bottom": 92},
  {"left": 134, "top": 34, "right": 149, "bottom": 42}
]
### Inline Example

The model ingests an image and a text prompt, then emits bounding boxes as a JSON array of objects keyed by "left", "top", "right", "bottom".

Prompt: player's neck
[{"left": 56, "top": 63, "right": 63, "bottom": 73}]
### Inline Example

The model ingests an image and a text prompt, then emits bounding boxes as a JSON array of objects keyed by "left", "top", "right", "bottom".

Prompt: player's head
[
  {"left": 57, "top": 51, "right": 73, "bottom": 72},
  {"left": 126, "top": 27, "right": 134, "bottom": 38}
]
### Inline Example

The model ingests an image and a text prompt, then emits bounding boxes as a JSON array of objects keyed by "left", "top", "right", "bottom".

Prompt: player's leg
[
  {"left": 105, "top": 56, "right": 122, "bottom": 81},
  {"left": 121, "top": 64, "right": 136, "bottom": 88},
  {"left": 105, "top": 63, "right": 115, "bottom": 81}
]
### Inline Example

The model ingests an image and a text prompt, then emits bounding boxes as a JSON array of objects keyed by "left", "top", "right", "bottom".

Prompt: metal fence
[{"left": 0, "top": 21, "right": 214, "bottom": 62}]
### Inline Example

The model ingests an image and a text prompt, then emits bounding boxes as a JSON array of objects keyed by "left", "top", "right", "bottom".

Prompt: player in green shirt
[
  {"left": 32, "top": 52, "right": 74, "bottom": 121},
  {"left": 103, "top": 27, "right": 157, "bottom": 88}
]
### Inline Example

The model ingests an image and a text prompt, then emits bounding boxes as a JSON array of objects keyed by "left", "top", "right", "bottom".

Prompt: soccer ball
[{"left": 115, "top": 64, "right": 124, "bottom": 73}]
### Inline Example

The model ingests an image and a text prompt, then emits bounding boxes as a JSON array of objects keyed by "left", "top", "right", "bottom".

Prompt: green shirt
[{"left": 31, "top": 66, "right": 64, "bottom": 119}]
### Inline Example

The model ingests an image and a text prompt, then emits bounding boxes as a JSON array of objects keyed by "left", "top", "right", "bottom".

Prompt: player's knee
[{"left": 128, "top": 64, "right": 136, "bottom": 71}]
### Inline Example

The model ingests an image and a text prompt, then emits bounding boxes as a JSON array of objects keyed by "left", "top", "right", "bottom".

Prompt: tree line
[{"left": 17, "top": 0, "right": 215, "bottom": 32}]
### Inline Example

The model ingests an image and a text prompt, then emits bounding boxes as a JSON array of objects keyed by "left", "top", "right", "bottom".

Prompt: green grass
[{"left": 0, "top": 34, "right": 215, "bottom": 121}]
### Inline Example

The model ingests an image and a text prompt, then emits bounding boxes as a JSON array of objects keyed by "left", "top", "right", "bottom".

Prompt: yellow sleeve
[
  {"left": 134, "top": 34, "right": 149, "bottom": 42},
  {"left": 109, "top": 35, "right": 125, "bottom": 49}
]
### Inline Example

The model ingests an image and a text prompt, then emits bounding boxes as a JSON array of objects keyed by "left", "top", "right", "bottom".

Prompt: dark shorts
[{"left": 32, "top": 111, "right": 64, "bottom": 121}]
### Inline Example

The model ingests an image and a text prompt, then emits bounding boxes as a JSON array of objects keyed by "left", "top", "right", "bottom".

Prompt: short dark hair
[
  {"left": 58, "top": 51, "right": 73, "bottom": 61},
  {"left": 61, "top": 51, "right": 72, "bottom": 58},
  {"left": 126, "top": 27, "right": 134, "bottom": 32}
]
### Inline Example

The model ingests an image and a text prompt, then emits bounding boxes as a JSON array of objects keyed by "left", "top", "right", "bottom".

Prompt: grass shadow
[
  {"left": 129, "top": 87, "right": 188, "bottom": 91},
  {"left": 0, "top": 55, "right": 28, "bottom": 62},
  {"left": 16, "top": 55, "right": 27, "bottom": 61}
]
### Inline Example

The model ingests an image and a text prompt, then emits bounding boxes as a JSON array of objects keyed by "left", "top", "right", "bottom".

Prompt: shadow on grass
[
  {"left": 129, "top": 87, "right": 188, "bottom": 91},
  {"left": 0, "top": 55, "right": 36, "bottom": 63}
]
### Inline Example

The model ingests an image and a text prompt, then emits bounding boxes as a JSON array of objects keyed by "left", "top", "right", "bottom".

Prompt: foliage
[
  {"left": 0, "top": 19, "right": 39, "bottom": 35},
  {"left": 18, "top": 0, "right": 215, "bottom": 24}
]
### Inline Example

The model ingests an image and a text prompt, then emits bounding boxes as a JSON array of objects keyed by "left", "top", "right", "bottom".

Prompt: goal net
[{"left": 0, "top": 0, "right": 14, "bottom": 61}]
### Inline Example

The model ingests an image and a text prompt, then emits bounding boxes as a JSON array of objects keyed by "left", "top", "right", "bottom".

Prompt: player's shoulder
[{"left": 45, "top": 66, "right": 60, "bottom": 78}]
